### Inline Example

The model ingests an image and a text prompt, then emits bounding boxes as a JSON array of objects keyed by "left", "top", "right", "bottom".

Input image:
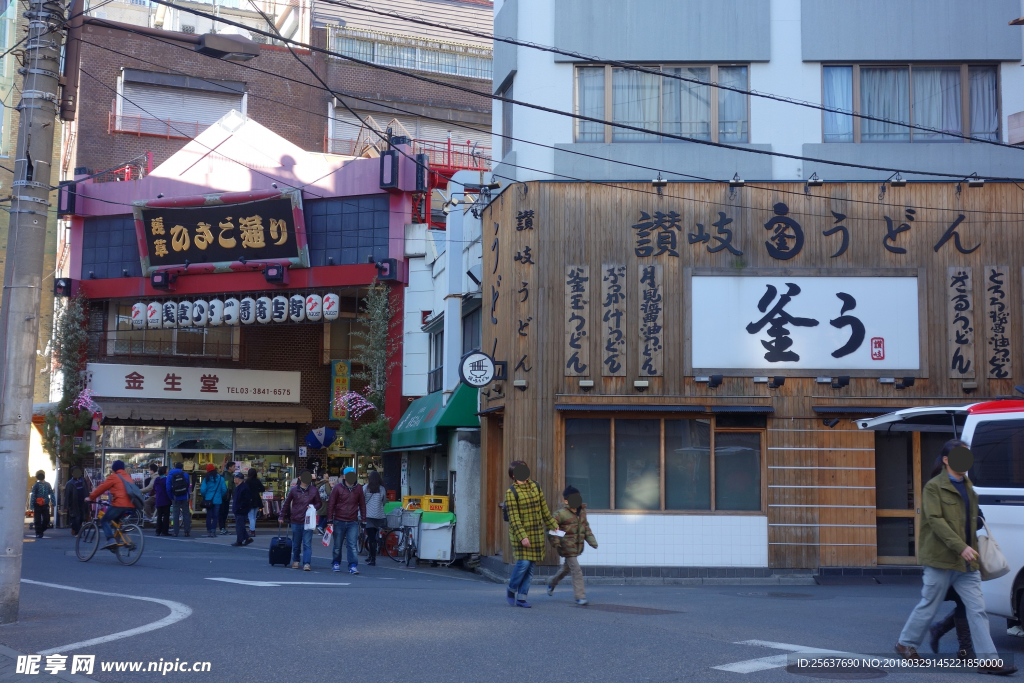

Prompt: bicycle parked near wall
[
  {"left": 382, "top": 509, "right": 419, "bottom": 566},
  {"left": 76, "top": 502, "right": 145, "bottom": 565}
]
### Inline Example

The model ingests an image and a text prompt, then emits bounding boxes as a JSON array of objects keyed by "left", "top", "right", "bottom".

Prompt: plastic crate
[{"left": 420, "top": 496, "right": 449, "bottom": 512}]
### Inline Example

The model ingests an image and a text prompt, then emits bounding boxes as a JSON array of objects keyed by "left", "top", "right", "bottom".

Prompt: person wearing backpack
[
  {"left": 503, "top": 461, "right": 559, "bottom": 608},
  {"left": 153, "top": 466, "right": 171, "bottom": 536},
  {"left": 63, "top": 467, "right": 92, "bottom": 536},
  {"left": 165, "top": 461, "right": 192, "bottom": 537},
  {"left": 30, "top": 471, "right": 55, "bottom": 539},
  {"left": 200, "top": 464, "right": 227, "bottom": 538},
  {"left": 88, "top": 461, "right": 140, "bottom": 551}
]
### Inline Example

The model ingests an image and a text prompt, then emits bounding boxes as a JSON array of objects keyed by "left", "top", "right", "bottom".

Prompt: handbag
[
  {"left": 304, "top": 504, "right": 317, "bottom": 530},
  {"left": 321, "top": 523, "right": 333, "bottom": 546},
  {"left": 977, "top": 519, "right": 1010, "bottom": 581}
]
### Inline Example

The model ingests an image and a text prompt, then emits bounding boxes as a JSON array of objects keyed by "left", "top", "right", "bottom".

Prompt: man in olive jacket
[{"left": 894, "top": 441, "right": 1012, "bottom": 674}]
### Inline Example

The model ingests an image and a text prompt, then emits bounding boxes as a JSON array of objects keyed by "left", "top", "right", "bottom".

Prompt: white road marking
[
  {"left": 205, "top": 578, "right": 350, "bottom": 586},
  {"left": 21, "top": 579, "right": 192, "bottom": 656},
  {"left": 713, "top": 640, "right": 857, "bottom": 674}
]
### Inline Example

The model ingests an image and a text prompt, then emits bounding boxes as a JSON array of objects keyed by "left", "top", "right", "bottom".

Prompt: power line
[
  {"left": 323, "top": 0, "right": 1020, "bottom": 152},
  {"left": 144, "top": 0, "right": 1024, "bottom": 182},
  {"left": 73, "top": 26, "right": 1024, "bottom": 223}
]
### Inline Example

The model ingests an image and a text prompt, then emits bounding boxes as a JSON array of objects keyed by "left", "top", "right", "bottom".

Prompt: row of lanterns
[{"left": 130, "top": 293, "right": 342, "bottom": 329}]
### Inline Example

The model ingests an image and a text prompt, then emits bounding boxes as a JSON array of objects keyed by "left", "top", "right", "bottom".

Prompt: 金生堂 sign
[
  {"left": 691, "top": 275, "right": 920, "bottom": 371},
  {"left": 134, "top": 190, "right": 308, "bottom": 275},
  {"left": 86, "top": 363, "right": 301, "bottom": 402}
]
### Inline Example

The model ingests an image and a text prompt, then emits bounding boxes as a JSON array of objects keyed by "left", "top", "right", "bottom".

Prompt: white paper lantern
[
  {"left": 305, "top": 294, "right": 323, "bottom": 321},
  {"left": 322, "top": 293, "right": 340, "bottom": 322},
  {"left": 177, "top": 301, "right": 193, "bottom": 327},
  {"left": 256, "top": 296, "right": 272, "bottom": 324},
  {"left": 162, "top": 301, "right": 177, "bottom": 329},
  {"left": 208, "top": 299, "right": 224, "bottom": 327},
  {"left": 191, "top": 300, "right": 208, "bottom": 327},
  {"left": 146, "top": 302, "right": 161, "bottom": 329},
  {"left": 131, "top": 303, "right": 146, "bottom": 330},
  {"left": 223, "top": 298, "right": 240, "bottom": 326},
  {"left": 271, "top": 296, "right": 288, "bottom": 323},
  {"left": 288, "top": 294, "right": 305, "bottom": 322},
  {"left": 239, "top": 297, "right": 256, "bottom": 325}
]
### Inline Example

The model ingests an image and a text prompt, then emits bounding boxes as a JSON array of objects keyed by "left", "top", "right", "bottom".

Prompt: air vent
[{"left": 181, "top": 24, "right": 195, "bottom": 34}]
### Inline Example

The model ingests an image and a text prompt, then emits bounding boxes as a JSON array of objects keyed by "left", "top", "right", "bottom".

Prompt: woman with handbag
[
  {"left": 363, "top": 470, "right": 387, "bottom": 566},
  {"left": 894, "top": 440, "right": 1016, "bottom": 675}
]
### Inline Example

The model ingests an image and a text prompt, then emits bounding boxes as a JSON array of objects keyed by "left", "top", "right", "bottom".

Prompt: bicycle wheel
[
  {"left": 382, "top": 529, "right": 402, "bottom": 561},
  {"left": 357, "top": 529, "right": 367, "bottom": 555},
  {"left": 75, "top": 522, "right": 99, "bottom": 562},
  {"left": 115, "top": 524, "right": 145, "bottom": 565},
  {"left": 123, "top": 509, "right": 142, "bottom": 527}
]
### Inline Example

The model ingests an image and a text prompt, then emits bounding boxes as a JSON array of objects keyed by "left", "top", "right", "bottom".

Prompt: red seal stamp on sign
[{"left": 871, "top": 337, "right": 885, "bottom": 360}]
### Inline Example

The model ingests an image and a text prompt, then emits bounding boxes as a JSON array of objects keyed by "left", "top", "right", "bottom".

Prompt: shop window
[
  {"left": 877, "top": 517, "right": 915, "bottom": 557},
  {"left": 875, "top": 432, "right": 913, "bottom": 510},
  {"left": 82, "top": 217, "right": 141, "bottom": 280},
  {"left": 822, "top": 63, "right": 999, "bottom": 143},
  {"left": 102, "top": 452, "right": 165, "bottom": 482},
  {"left": 665, "top": 419, "right": 711, "bottom": 510},
  {"left": 102, "top": 426, "right": 166, "bottom": 450},
  {"left": 461, "top": 306, "right": 482, "bottom": 355},
  {"left": 167, "top": 427, "right": 233, "bottom": 451},
  {"left": 562, "top": 416, "right": 763, "bottom": 512},
  {"left": 234, "top": 429, "right": 296, "bottom": 451},
  {"left": 327, "top": 318, "right": 367, "bottom": 361},
  {"left": 565, "top": 419, "right": 611, "bottom": 509},
  {"left": 305, "top": 195, "right": 390, "bottom": 266}
]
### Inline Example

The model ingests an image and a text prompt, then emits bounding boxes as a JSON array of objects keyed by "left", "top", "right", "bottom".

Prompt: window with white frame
[
  {"left": 332, "top": 28, "right": 492, "bottom": 80},
  {"left": 822, "top": 64, "right": 999, "bottom": 143},
  {"left": 110, "top": 303, "right": 234, "bottom": 359},
  {"left": 574, "top": 65, "right": 749, "bottom": 144}
]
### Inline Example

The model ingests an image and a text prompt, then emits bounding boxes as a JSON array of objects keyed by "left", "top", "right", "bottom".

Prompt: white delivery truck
[{"left": 858, "top": 400, "right": 1024, "bottom": 637}]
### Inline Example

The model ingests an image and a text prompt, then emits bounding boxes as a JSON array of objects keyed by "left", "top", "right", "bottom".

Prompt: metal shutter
[{"left": 121, "top": 83, "right": 242, "bottom": 138}]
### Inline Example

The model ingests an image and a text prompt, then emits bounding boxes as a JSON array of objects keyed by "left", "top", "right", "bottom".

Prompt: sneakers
[
  {"left": 515, "top": 599, "right": 532, "bottom": 608},
  {"left": 291, "top": 561, "right": 300, "bottom": 569},
  {"left": 506, "top": 591, "right": 516, "bottom": 606},
  {"left": 303, "top": 564, "right": 311, "bottom": 571},
  {"left": 349, "top": 566, "right": 359, "bottom": 575},
  {"left": 243, "top": 537, "right": 253, "bottom": 546},
  {"left": 546, "top": 584, "right": 555, "bottom": 597},
  {"left": 575, "top": 599, "right": 589, "bottom": 606},
  {"left": 332, "top": 562, "right": 341, "bottom": 572}
]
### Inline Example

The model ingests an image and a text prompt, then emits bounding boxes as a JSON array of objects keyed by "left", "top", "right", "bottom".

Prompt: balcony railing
[
  {"left": 92, "top": 331, "right": 242, "bottom": 363},
  {"left": 325, "top": 135, "right": 491, "bottom": 171},
  {"left": 427, "top": 366, "right": 443, "bottom": 394},
  {"left": 109, "top": 110, "right": 203, "bottom": 140}
]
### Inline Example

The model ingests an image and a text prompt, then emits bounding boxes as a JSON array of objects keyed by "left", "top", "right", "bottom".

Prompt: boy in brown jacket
[{"left": 546, "top": 485, "right": 598, "bottom": 605}]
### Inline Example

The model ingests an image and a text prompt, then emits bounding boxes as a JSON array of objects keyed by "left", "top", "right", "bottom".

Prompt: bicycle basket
[
  {"left": 401, "top": 509, "right": 422, "bottom": 528},
  {"left": 385, "top": 510, "right": 404, "bottom": 529}
]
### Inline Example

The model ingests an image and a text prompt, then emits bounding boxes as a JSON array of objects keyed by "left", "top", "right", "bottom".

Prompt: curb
[{"left": 475, "top": 566, "right": 816, "bottom": 586}]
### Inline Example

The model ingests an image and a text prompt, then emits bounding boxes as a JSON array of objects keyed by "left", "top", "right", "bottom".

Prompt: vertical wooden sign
[
  {"left": 638, "top": 263, "right": 663, "bottom": 377},
  {"left": 601, "top": 264, "right": 626, "bottom": 376},
  {"left": 564, "top": 265, "right": 590, "bottom": 376},
  {"left": 984, "top": 265, "right": 1011, "bottom": 379},
  {"left": 946, "top": 266, "right": 975, "bottom": 379}
]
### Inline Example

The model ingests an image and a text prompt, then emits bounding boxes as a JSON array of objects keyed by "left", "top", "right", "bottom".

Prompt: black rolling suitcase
[{"left": 269, "top": 523, "right": 293, "bottom": 566}]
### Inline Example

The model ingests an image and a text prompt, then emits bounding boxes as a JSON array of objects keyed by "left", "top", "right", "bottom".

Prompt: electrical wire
[
  {"left": 323, "top": 0, "right": 1021, "bottom": 151},
  {"left": 143, "top": 0, "right": 1024, "bottom": 182},
  {"left": 74, "top": 26, "right": 1024, "bottom": 223}
]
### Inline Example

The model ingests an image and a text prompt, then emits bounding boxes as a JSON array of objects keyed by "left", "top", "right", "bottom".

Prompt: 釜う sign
[
  {"left": 330, "top": 360, "right": 351, "bottom": 420},
  {"left": 134, "top": 190, "right": 308, "bottom": 275},
  {"left": 86, "top": 363, "right": 301, "bottom": 402},
  {"left": 690, "top": 275, "right": 920, "bottom": 371}
]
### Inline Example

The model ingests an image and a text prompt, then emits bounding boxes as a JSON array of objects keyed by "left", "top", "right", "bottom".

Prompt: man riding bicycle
[{"left": 88, "top": 460, "right": 136, "bottom": 551}]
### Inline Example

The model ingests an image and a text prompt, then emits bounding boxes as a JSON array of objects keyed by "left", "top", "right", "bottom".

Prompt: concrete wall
[
  {"left": 553, "top": 143, "right": 774, "bottom": 182},
  {"left": 802, "top": 141, "right": 1024, "bottom": 182},
  {"left": 802, "top": 0, "right": 1022, "bottom": 62},
  {"left": 403, "top": 256, "right": 431, "bottom": 397},
  {"left": 553, "top": 0, "right": 771, "bottom": 63},
  {"left": 493, "top": 0, "right": 517, "bottom": 94},
  {"left": 451, "top": 429, "right": 480, "bottom": 554}
]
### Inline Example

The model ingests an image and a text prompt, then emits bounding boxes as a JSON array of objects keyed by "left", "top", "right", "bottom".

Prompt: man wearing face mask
[
  {"left": 894, "top": 440, "right": 1016, "bottom": 675},
  {"left": 279, "top": 469, "right": 322, "bottom": 571},
  {"left": 327, "top": 466, "right": 366, "bottom": 574}
]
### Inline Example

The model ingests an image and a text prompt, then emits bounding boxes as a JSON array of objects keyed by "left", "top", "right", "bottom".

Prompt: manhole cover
[
  {"left": 736, "top": 592, "right": 815, "bottom": 599},
  {"left": 786, "top": 664, "right": 887, "bottom": 679},
  {"left": 583, "top": 603, "right": 681, "bottom": 615}
]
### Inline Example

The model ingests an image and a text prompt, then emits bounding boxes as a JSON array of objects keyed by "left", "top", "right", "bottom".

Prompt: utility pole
[{"left": 0, "top": 0, "right": 66, "bottom": 624}]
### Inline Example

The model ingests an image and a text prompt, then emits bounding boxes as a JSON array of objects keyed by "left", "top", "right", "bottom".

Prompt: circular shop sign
[{"left": 459, "top": 352, "right": 496, "bottom": 388}]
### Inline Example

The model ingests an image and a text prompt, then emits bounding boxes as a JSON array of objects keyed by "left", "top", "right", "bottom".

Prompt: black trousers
[
  {"left": 33, "top": 504, "right": 50, "bottom": 537},
  {"left": 235, "top": 512, "right": 248, "bottom": 544},
  {"left": 155, "top": 505, "right": 171, "bottom": 535}
]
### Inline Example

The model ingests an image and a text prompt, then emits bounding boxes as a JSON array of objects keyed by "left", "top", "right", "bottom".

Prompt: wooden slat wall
[{"left": 480, "top": 182, "right": 1024, "bottom": 568}]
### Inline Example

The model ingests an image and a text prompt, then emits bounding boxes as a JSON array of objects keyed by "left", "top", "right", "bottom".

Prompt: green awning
[{"left": 390, "top": 383, "right": 479, "bottom": 449}]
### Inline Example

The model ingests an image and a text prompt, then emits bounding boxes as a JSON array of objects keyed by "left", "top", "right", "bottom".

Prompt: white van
[{"left": 859, "top": 400, "right": 1024, "bottom": 636}]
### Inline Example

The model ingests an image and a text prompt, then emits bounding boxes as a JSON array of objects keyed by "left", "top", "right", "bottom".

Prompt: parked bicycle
[
  {"left": 382, "top": 511, "right": 418, "bottom": 566},
  {"left": 76, "top": 505, "right": 145, "bottom": 565}
]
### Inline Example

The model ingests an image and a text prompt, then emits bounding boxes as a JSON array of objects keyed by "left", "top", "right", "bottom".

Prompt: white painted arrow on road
[
  {"left": 713, "top": 640, "right": 860, "bottom": 674},
  {"left": 206, "top": 578, "right": 351, "bottom": 587}
]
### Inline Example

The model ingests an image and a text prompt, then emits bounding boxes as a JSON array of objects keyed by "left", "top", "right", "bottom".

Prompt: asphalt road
[{"left": 1, "top": 526, "right": 1021, "bottom": 682}]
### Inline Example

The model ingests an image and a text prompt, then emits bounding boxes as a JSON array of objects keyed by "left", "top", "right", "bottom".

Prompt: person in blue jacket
[
  {"left": 165, "top": 462, "right": 192, "bottom": 537},
  {"left": 200, "top": 464, "right": 227, "bottom": 538}
]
